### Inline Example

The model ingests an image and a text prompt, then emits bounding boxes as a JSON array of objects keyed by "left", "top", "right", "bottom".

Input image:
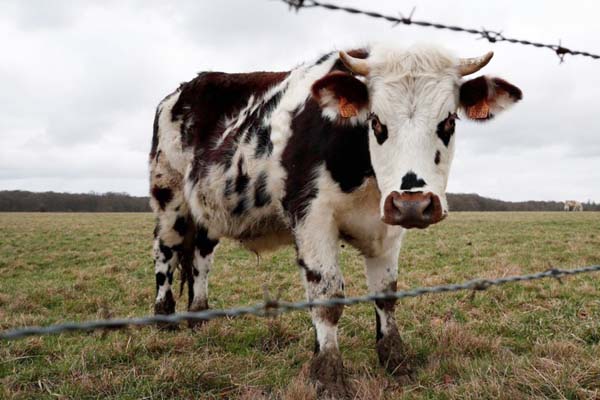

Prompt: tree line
[{"left": 0, "top": 190, "right": 598, "bottom": 212}]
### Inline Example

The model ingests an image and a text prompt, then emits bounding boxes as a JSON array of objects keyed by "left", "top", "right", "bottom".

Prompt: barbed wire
[
  {"left": 279, "top": 0, "right": 600, "bottom": 63},
  {"left": 2, "top": 264, "right": 599, "bottom": 341}
]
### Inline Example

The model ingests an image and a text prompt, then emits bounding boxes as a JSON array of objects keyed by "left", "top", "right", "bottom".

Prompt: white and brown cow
[
  {"left": 564, "top": 200, "right": 583, "bottom": 211},
  {"left": 149, "top": 43, "right": 522, "bottom": 396}
]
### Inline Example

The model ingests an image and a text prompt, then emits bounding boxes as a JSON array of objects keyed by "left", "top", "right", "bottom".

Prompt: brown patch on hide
[
  {"left": 375, "top": 281, "right": 397, "bottom": 312},
  {"left": 317, "top": 293, "right": 344, "bottom": 325}
]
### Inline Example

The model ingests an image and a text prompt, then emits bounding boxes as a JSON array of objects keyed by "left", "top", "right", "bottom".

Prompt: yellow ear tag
[
  {"left": 468, "top": 101, "right": 490, "bottom": 119},
  {"left": 339, "top": 97, "right": 358, "bottom": 118}
]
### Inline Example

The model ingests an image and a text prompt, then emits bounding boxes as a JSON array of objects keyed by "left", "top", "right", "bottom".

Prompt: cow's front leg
[
  {"left": 365, "top": 241, "right": 413, "bottom": 376},
  {"left": 295, "top": 214, "right": 351, "bottom": 399}
]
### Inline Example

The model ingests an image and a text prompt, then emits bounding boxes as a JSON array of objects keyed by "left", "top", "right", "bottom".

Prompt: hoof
[
  {"left": 376, "top": 328, "right": 413, "bottom": 376},
  {"left": 187, "top": 298, "right": 209, "bottom": 329},
  {"left": 154, "top": 290, "right": 178, "bottom": 330},
  {"left": 309, "top": 349, "right": 353, "bottom": 399}
]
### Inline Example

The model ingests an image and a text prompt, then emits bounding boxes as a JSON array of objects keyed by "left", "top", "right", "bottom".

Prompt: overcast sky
[{"left": 1, "top": 0, "right": 599, "bottom": 202}]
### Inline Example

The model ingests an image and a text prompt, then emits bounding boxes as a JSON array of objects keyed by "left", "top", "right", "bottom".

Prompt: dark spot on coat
[
  {"left": 370, "top": 114, "right": 388, "bottom": 145},
  {"left": 305, "top": 269, "right": 322, "bottom": 283},
  {"left": 315, "top": 51, "right": 334, "bottom": 65},
  {"left": 434, "top": 150, "right": 441, "bottom": 165},
  {"left": 297, "top": 258, "right": 322, "bottom": 283},
  {"left": 400, "top": 172, "right": 426, "bottom": 191},
  {"left": 232, "top": 196, "right": 249, "bottom": 215},
  {"left": 374, "top": 281, "right": 397, "bottom": 312},
  {"left": 159, "top": 241, "right": 173, "bottom": 261},
  {"left": 173, "top": 216, "right": 188, "bottom": 237},
  {"left": 254, "top": 171, "right": 271, "bottom": 207},
  {"left": 193, "top": 267, "right": 199, "bottom": 277},
  {"left": 254, "top": 125, "right": 273, "bottom": 158},
  {"left": 235, "top": 157, "right": 250, "bottom": 194},
  {"left": 317, "top": 294, "right": 344, "bottom": 325},
  {"left": 436, "top": 113, "right": 456, "bottom": 147},
  {"left": 156, "top": 272, "right": 166, "bottom": 287},
  {"left": 282, "top": 100, "right": 372, "bottom": 222},
  {"left": 195, "top": 225, "right": 219, "bottom": 257},
  {"left": 151, "top": 186, "right": 173, "bottom": 210},
  {"left": 224, "top": 178, "right": 234, "bottom": 198},
  {"left": 150, "top": 106, "right": 161, "bottom": 159}
]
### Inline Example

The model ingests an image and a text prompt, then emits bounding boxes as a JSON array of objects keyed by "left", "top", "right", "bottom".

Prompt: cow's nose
[{"left": 382, "top": 191, "right": 444, "bottom": 228}]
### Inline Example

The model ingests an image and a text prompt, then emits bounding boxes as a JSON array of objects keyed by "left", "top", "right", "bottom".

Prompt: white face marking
[{"left": 364, "top": 45, "right": 461, "bottom": 217}]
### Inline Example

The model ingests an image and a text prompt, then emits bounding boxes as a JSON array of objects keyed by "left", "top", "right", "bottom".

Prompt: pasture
[{"left": 1, "top": 212, "right": 599, "bottom": 399}]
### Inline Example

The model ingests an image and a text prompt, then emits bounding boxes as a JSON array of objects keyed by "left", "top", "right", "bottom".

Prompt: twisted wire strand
[
  {"left": 2, "top": 265, "right": 599, "bottom": 340},
  {"left": 280, "top": 0, "right": 600, "bottom": 62}
]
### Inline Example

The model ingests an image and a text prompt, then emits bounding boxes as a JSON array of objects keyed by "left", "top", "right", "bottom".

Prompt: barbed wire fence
[
  {"left": 2, "top": 265, "right": 600, "bottom": 340},
  {"left": 279, "top": 0, "right": 600, "bottom": 63}
]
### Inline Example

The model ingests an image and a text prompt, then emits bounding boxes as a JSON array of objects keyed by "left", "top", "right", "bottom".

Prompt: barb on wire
[
  {"left": 1, "top": 264, "right": 599, "bottom": 341},
  {"left": 278, "top": 0, "right": 600, "bottom": 62}
]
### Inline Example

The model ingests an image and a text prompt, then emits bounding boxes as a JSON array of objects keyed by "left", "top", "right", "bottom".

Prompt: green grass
[{"left": 1, "top": 212, "right": 599, "bottom": 399}]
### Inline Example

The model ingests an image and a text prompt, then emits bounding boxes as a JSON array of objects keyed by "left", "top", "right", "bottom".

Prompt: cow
[
  {"left": 149, "top": 43, "right": 522, "bottom": 397},
  {"left": 564, "top": 200, "right": 583, "bottom": 211}
]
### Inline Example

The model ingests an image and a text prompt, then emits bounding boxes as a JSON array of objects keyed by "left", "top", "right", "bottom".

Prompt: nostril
[{"left": 422, "top": 198, "right": 434, "bottom": 220}]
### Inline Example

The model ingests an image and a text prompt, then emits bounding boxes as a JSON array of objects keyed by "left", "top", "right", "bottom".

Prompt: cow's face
[{"left": 312, "top": 45, "right": 522, "bottom": 229}]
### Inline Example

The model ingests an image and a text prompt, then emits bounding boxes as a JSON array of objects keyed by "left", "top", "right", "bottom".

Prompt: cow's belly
[{"left": 184, "top": 162, "right": 291, "bottom": 249}]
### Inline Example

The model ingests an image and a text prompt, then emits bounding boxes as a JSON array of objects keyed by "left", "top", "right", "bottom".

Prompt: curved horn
[
  {"left": 339, "top": 51, "right": 370, "bottom": 76},
  {"left": 458, "top": 51, "right": 494, "bottom": 76}
]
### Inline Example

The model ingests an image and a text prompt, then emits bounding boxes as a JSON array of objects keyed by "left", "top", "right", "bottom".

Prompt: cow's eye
[
  {"left": 369, "top": 113, "right": 389, "bottom": 145},
  {"left": 371, "top": 116, "right": 383, "bottom": 135},
  {"left": 436, "top": 112, "right": 457, "bottom": 147}
]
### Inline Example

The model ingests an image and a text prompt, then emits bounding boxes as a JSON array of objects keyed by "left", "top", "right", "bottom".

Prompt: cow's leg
[
  {"left": 187, "top": 225, "right": 219, "bottom": 328},
  {"left": 150, "top": 161, "right": 188, "bottom": 319},
  {"left": 295, "top": 211, "right": 351, "bottom": 398},
  {"left": 364, "top": 241, "right": 413, "bottom": 376},
  {"left": 152, "top": 207, "right": 188, "bottom": 318}
]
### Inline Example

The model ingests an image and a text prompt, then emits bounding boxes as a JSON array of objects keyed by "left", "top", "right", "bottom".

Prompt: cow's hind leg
[
  {"left": 365, "top": 243, "right": 414, "bottom": 376},
  {"left": 150, "top": 158, "right": 189, "bottom": 322},
  {"left": 295, "top": 211, "right": 352, "bottom": 399},
  {"left": 186, "top": 224, "right": 219, "bottom": 329}
]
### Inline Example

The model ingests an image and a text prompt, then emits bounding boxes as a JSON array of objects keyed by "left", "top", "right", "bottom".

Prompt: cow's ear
[
  {"left": 459, "top": 75, "right": 522, "bottom": 121},
  {"left": 311, "top": 71, "right": 369, "bottom": 119}
]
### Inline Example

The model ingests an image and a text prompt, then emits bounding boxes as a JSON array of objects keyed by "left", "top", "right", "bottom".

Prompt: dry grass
[{"left": 0, "top": 212, "right": 599, "bottom": 399}]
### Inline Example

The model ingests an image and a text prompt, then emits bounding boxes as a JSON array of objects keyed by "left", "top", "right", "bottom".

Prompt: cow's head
[{"left": 311, "top": 45, "right": 522, "bottom": 229}]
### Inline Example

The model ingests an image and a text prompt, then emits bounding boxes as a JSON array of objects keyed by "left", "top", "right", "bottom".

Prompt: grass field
[{"left": 1, "top": 212, "right": 599, "bottom": 399}]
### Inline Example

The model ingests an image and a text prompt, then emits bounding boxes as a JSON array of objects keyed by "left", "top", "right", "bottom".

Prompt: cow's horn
[
  {"left": 339, "top": 51, "right": 370, "bottom": 76},
  {"left": 458, "top": 51, "right": 494, "bottom": 76}
]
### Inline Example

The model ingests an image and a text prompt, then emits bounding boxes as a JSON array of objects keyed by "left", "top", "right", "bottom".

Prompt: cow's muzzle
[{"left": 382, "top": 191, "right": 445, "bottom": 229}]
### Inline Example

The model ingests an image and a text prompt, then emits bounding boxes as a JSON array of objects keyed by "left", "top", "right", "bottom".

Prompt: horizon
[
  {"left": 1, "top": 1, "right": 599, "bottom": 202},
  {"left": 1, "top": 189, "right": 597, "bottom": 205}
]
